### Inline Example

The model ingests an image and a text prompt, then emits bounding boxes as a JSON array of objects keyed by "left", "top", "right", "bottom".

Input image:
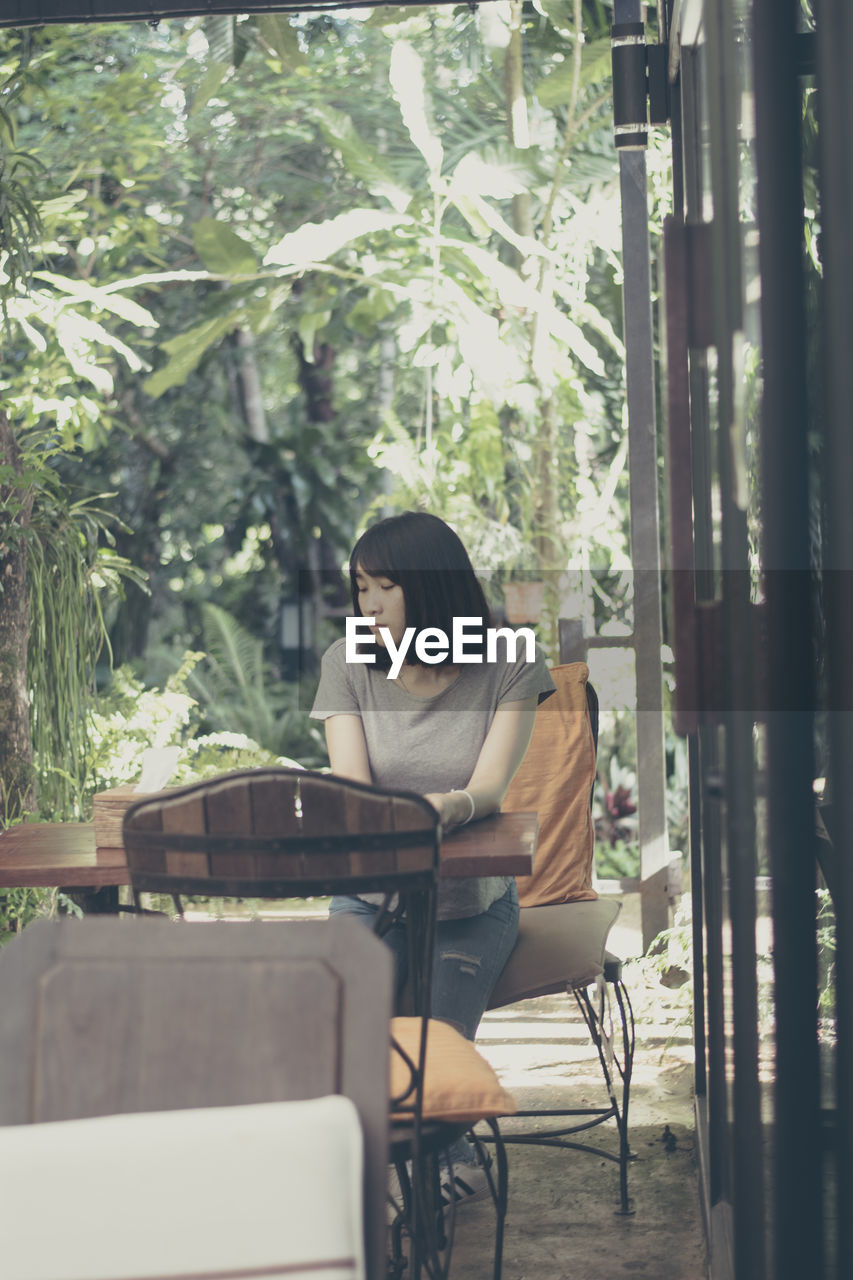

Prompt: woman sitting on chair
[{"left": 310, "top": 510, "right": 554, "bottom": 1203}]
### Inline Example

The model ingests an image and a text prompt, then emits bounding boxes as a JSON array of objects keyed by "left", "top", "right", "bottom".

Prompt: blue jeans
[{"left": 329, "top": 881, "right": 519, "bottom": 1042}]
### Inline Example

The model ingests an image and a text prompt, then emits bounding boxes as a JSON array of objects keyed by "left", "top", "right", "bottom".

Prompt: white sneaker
[
  {"left": 388, "top": 1153, "right": 493, "bottom": 1222},
  {"left": 387, "top": 1163, "right": 408, "bottom": 1224},
  {"left": 439, "top": 1156, "right": 492, "bottom": 1208}
]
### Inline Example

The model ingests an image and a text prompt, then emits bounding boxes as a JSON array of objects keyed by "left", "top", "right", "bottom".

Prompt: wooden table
[
  {"left": 0, "top": 824, "right": 125, "bottom": 889},
  {"left": 440, "top": 810, "right": 537, "bottom": 878},
  {"left": 0, "top": 811, "right": 537, "bottom": 890}
]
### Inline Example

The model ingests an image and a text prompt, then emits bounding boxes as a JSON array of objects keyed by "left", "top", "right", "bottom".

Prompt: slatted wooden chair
[
  {"left": 486, "top": 661, "right": 636, "bottom": 1214},
  {"left": 121, "top": 767, "right": 515, "bottom": 1280},
  {"left": 0, "top": 914, "right": 392, "bottom": 1280}
]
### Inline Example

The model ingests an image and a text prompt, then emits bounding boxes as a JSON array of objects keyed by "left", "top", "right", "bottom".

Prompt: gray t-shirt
[{"left": 310, "top": 637, "right": 555, "bottom": 919}]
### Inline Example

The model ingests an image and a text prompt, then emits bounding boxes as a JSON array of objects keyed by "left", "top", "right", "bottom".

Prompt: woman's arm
[
  {"left": 425, "top": 696, "right": 538, "bottom": 827},
  {"left": 324, "top": 714, "right": 373, "bottom": 785}
]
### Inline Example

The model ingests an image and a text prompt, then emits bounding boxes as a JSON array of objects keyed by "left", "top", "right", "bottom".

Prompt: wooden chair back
[
  {"left": 0, "top": 915, "right": 392, "bottom": 1280},
  {"left": 122, "top": 766, "right": 440, "bottom": 900}
]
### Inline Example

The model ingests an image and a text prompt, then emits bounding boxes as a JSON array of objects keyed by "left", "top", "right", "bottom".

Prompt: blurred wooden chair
[
  {"left": 121, "top": 767, "right": 515, "bottom": 1280},
  {"left": 0, "top": 914, "right": 392, "bottom": 1279},
  {"left": 487, "top": 662, "right": 636, "bottom": 1214}
]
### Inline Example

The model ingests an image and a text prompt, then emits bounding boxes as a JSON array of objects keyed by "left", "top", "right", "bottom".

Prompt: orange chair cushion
[
  {"left": 390, "top": 1017, "right": 517, "bottom": 1125},
  {"left": 502, "top": 662, "right": 597, "bottom": 907}
]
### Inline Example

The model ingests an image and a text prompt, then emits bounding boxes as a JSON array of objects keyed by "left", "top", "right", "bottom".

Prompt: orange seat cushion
[
  {"left": 503, "top": 662, "right": 597, "bottom": 907},
  {"left": 390, "top": 1017, "right": 517, "bottom": 1125}
]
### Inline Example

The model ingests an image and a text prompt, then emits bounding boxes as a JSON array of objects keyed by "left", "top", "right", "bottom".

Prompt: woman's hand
[{"left": 424, "top": 791, "right": 474, "bottom": 828}]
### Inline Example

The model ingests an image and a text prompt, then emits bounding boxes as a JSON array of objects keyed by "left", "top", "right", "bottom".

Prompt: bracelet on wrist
[{"left": 451, "top": 788, "right": 476, "bottom": 825}]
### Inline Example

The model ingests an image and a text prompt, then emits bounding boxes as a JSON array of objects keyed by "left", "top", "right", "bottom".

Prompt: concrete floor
[
  {"left": 212, "top": 894, "right": 706, "bottom": 1277},
  {"left": 447, "top": 897, "right": 707, "bottom": 1279}
]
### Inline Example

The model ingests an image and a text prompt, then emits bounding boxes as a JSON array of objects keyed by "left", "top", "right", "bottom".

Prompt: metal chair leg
[
  {"left": 487, "top": 971, "right": 637, "bottom": 1214},
  {"left": 574, "top": 972, "right": 636, "bottom": 1214},
  {"left": 472, "top": 1120, "right": 508, "bottom": 1280}
]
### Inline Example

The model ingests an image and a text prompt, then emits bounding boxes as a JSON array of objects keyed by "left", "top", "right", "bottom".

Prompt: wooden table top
[
  {"left": 0, "top": 824, "right": 127, "bottom": 889},
  {"left": 440, "top": 810, "right": 538, "bottom": 878},
  {"left": 0, "top": 811, "right": 537, "bottom": 890}
]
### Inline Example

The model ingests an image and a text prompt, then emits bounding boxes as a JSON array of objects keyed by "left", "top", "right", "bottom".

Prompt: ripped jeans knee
[
  {"left": 438, "top": 948, "right": 483, "bottom": 980},
  {"left": 429, "top": 882, "right": 519, "bottom": 1041}
]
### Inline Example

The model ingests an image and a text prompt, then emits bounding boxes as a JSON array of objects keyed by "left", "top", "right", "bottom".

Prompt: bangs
[
  {"left": 348, "top": 521, "right": 404, "bottom": 583},
  {"left": 350, "top": 553, "right": 397, "bottom": 584}
]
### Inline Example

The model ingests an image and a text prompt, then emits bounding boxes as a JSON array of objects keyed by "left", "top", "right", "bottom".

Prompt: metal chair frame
[
  {"left": 122, "top": 766, "right": 510, "bottom": 1279},
  {"left": 483, "top": 681, "right": 637, "bottom": 1215}
]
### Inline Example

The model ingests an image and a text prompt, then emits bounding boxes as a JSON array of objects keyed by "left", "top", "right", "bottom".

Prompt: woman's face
[{"left": 353, "top": 565, "right": 407, "bottom": 648}]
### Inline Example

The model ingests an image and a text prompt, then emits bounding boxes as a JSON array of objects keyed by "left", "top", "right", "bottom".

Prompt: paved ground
[
  {"left": 446, "top": 896, "right": 707, "bottom": 1279},
  {"left": 212, "top": 894, "right": 707, "bottom": 1278}
]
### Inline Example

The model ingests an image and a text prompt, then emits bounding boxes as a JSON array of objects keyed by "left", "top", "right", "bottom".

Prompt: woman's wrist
[{"left": 450, "top": 788, "right": 476, "bottom": 825}]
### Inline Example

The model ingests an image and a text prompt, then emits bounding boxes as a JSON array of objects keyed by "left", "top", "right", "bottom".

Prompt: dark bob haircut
[{"left": 349, "top": 512, "right": 492, "bottom": 668}]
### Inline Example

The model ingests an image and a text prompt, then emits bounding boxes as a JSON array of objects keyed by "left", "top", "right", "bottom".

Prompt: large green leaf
[
  {"left": 313, "top": 105, "right": 412, "bottom": 213},
  {"left": 144, "top": 311, "right": 240, "bottom": 398},
  {"left": 534, "top": 37, "right": 613, "bottom": 107},
  {"left": 188, "top": 60, "right": 230, "bottom": 117},
  {"left": 345, "top": 287, "right": 398, "bottom": 336},
  {"left": 204, "top": 15, "right": 235, "bottom": 66},
  {"left": 296, "top": 310, "right": 331, "bottom": 360},
  {"left": 192, "top": 218, "right": 259, "bottom": 276},
  {"left": 256, "top": 15, "right": 306, "bottom": 70},
  {"left": 534, "top": 1, "right": 577, "bottom": 34}
]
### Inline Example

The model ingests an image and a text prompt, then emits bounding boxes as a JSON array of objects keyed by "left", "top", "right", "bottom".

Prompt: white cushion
[{"left": 0, "top": 1095, "right": 364, "bottom": 1280}]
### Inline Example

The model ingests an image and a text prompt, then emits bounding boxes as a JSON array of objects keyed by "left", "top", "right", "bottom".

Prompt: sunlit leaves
[
  {"left": 264, "top": 208, "right": 411, "bottom": 270},
  {"left": 389, "top": 41, "right": 443, "bottom": 178},
  {"left": 33, "top": 273, "right": 157, "bottom": 328}
]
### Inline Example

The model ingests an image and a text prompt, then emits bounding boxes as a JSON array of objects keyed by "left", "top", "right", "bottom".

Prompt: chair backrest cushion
[
  {"left": 502, "top": 662, "right": 597, "bottom": 907},
  {"left": 0, "top": 917, "right": 391, "bottom": 1280},
  {"left": 0, "top": 1095, "right": 365, "bottom": 1280}
]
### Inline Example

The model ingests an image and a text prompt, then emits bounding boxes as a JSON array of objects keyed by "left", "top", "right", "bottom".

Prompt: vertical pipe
[
  {"left": 613, "top": 0, "right": 670, "bottom": 953},
  {"left": 704, "top": 2, "right": 766, "bottom": 1276},
  {"left": 667, "top": 37, "right": 708, "bottom": 1110},
  {"left": 752, "top": 3, "right": 822, "bottom": 1278},
  {"left": 678, "top": 48, "right": 723, "bottom": 1221},
  {"left": 815, "top": 2, "right": 853, "bottom": 1273}
]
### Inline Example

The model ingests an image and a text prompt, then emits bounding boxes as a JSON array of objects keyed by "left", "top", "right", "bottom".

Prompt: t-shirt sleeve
[
  {"left": 498, "top": 643, "right": 556, "bottom": 706},
  {"left": 309, "top": 639, "right": 361, "bottom": 719}
]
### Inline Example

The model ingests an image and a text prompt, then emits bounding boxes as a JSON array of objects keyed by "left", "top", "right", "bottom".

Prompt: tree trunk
[
  {"left": 235, "top": 326, "right": 269, "bottom": 443},
  {"left": 0, "top": 413, "right": 35, "bottom": 824}
]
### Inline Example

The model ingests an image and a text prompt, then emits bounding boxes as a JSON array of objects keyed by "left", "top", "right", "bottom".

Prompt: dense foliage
[{"left": 0, "top": 4, "right": 675, "bottom": 874}]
